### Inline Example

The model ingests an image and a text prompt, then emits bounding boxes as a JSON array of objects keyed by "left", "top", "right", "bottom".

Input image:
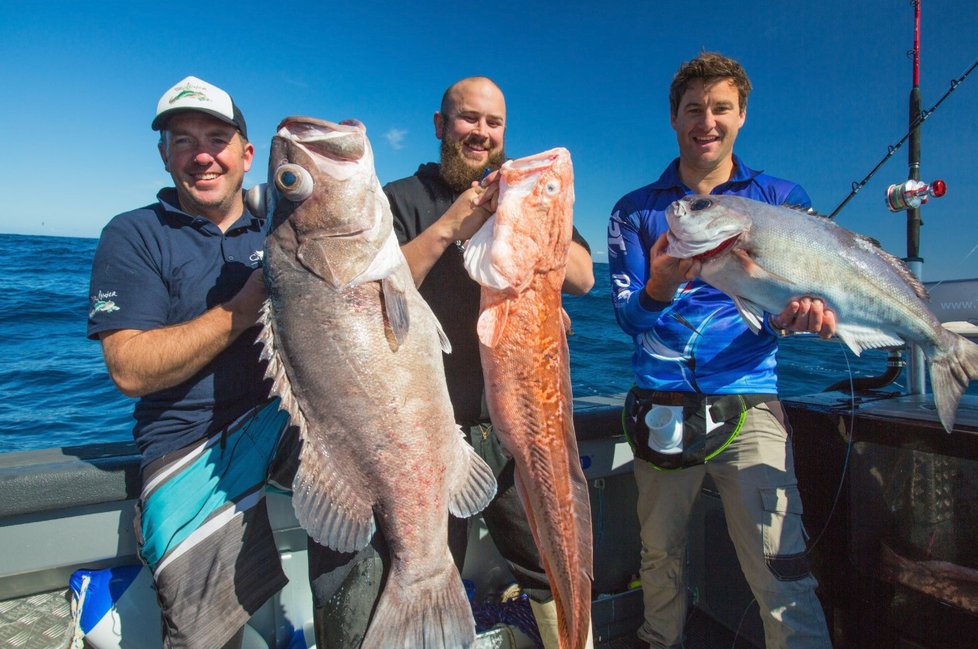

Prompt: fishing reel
[{"left": 885, "top": 178, "right": 947, "bottom": 211}]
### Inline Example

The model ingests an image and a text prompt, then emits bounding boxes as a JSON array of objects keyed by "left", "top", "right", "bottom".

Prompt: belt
[{"left": 630, "top": 388, "right": 777, "bottom": 422}]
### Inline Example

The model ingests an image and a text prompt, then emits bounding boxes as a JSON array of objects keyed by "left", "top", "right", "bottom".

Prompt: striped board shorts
[{"left": 134, "top": 399, "right": 292, "bottom": 649}]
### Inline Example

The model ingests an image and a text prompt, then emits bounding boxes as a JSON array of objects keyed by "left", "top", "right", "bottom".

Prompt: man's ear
[
  {"left": 158, "top": 142, "right": 170, "bottom": 173},
  {"left": 433, "top": 111, "right": 445, "bottom": 140}
]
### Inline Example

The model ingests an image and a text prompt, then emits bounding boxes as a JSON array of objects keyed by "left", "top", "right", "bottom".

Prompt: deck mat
[{"left": 0, "top": 589, "right": 72, "bottom": 649}]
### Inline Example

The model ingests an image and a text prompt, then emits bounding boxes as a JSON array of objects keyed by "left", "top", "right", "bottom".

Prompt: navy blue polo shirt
[{"left": 88, "top": 188, "right": 271, "bottom": 465}]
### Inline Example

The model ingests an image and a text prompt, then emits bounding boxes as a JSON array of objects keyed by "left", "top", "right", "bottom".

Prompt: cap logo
[{"left": 169, "top": 82, "right": 210, "bottom": 105}]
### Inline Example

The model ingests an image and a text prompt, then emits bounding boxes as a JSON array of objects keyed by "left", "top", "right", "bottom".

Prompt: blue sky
[{"left": 2, "top": 0, "right": 977, "bottom": 280}]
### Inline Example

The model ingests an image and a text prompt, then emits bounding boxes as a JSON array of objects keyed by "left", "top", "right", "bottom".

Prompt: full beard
[{"left": 439, "top": 137, "right": 505, "bottom": 194}]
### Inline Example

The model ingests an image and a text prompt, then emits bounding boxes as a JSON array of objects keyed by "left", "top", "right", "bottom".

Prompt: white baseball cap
[{"left": 151, "top": 75, "right": 248, "bottom": 139}]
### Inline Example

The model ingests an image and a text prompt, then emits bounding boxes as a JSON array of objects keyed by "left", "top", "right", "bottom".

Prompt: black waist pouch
[{"left": 621, "top": 387, "right": 776, "bottom": 470}]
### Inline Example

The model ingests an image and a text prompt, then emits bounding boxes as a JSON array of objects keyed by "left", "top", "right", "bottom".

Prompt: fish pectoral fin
[
  {"left": 291, "top": 434, "right": 376, "bottom": 552},
  {"left": 732, "top": 295, "right": 765, "bottom": 334},
  {"left": 477, "top": 301, "right": 510, "bottom": 348},
  {"left": 448, "top": 427, "right": 497, "bottom": 517},
  {"left": 381, "top": 274, "right": 409, "bottom": 349},
  {"left": 561, "top": 308, "right": 572, "bottom": 332}
]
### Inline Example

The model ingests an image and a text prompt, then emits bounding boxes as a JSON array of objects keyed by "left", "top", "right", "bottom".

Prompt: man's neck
[
  {"left": 678, "top": 157, "right": 735, "bottom": 195},
  {"left": 178, "top": 196, "right": 244, "bottom": 233}
]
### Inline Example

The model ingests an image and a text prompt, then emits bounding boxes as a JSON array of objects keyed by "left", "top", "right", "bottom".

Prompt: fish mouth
[
  {"left": 692, "top": 234, "right": 739, "bottom": 261},
  {"left": 277, "top": 116, "right": 366, "bottom": 162}
]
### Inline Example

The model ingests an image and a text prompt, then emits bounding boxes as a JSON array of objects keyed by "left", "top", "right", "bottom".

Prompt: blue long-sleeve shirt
[{"left": 608, "top": 156, "right": 811, "bottom": 394}]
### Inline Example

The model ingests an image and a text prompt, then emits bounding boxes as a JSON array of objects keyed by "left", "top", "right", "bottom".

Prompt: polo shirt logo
[{"left": 89, "top": 290, "right": 120, "bottom": 318}]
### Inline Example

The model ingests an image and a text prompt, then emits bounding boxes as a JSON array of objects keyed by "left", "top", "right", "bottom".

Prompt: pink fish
[{"left": 464, "top": 147, "right": 593, "bottom": 649}]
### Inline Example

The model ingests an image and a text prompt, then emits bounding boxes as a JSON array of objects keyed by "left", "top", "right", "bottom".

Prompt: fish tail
[
  {"left": 360, "top": 559, "right": 475, "bottom": 649},
  {"left": 929, "top": 333, "right": 978, "bottom": 433}
]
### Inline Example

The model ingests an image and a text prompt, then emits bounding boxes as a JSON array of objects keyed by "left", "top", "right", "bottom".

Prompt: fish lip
[
  {"left": 692, "top": 233, "right": 740, "bottom": 261},
  {"left": 277, "top": 116, "right": 366, "bottom": 162}
]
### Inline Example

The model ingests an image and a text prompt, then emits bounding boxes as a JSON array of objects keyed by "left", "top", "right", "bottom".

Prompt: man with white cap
[{"left": 88, "top": 76, "right": 292, "bottom": 649}]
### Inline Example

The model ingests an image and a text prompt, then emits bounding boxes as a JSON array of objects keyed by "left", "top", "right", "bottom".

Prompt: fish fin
[
  {"left": 291, "top": 431, "right": 377, "bottom": 552},
  {"left": 436, "top": 319, "right": 452, "bottom": 354},
  {"left": 731, "top": 295, "right": 765, "bottom": 334},
  {"left": 855, "top": 235, "right": 931, "bottom": 303},
  {"left": 361, "top": 558, "right": 475, "bottom": 649},
  {"left": 477, "top": 301, "right": 510, "bottom": 348},
  {"left": 448, "top": 428, "right": 497, "bottom": 517},
  {"left": 381, "top": 274, "right": 409, "bottom": 349},
  {"left": 834, "top": 324, "right": 905, "bottom": 356},
  {"left": 561, "top": 308, "right": 572, "bottom": 332},
  {"left": 929, "top": 333, "right": 978, "bottom": 433},
  {"left": 463, "top": 214, "right": 512, "bottom": 291},
  {"left": 260, "top": 301, "right": 377, "bottom": 551}
]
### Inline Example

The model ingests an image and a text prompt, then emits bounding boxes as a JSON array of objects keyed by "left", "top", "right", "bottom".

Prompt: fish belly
[
  {"left": 265, "top": 251, "right": 486, "bottom": 648},
  {"left": 480, "top": 278, "right": 593, "bottom": 649}
]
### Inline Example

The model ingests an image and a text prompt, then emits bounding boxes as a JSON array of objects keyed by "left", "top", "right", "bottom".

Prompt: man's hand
[
  {"left": 224, "top": 268, "right": 268, "bottom": 334},
  {"left": 644, "top": 233, "right": 701, "bottom": 302},
  {"left": 400, "top": 175, "right": 500, "bottom": 287},
  {"left": 771, "top": 297, "right": 836, "bottom": 339}
]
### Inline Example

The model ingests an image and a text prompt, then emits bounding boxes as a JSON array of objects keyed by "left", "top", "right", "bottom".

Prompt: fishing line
[
  {"left": 828, "top": 56, "right": 978, "bottom": 220},
  {"left": 730, "top": 338, "right": 857, "bottom": 646},
  {"left": 803, "top": 339, "right": 857, "bottom": 555}
]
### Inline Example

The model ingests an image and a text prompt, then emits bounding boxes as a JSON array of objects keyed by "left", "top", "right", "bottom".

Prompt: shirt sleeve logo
[{"left": 89, "top": 290, "right": 121, "bottom": 318}]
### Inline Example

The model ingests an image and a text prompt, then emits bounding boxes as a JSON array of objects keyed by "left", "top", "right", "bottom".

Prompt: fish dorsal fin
[
  {"left": 381, "top": 273, "right": 409, "bottom": 350},
  {"left": 862, "top": 238, "right": 930, "bottom": 302},
  {"left": 257, "top": 299, "right": 376, "bottom": 552},
  {"left": 732, "top": 295, "right": 765, "bottom": 334},
  {"left": 447, "top": 427, "right": 497, "bottom": 517},
  {"left": 477, "top": 300, "right": 510, "bottom": 348}
]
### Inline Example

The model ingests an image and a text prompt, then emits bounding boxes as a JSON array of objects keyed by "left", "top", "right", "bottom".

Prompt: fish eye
[
  {"left": 690, "top": 198, "right": 712, "bottom": 211},
  {"left": 274, "top": 164, "right": 314, "bottom": 201},
  {"left": 544, "top": 180, "right": 560, "bottom": 195}
]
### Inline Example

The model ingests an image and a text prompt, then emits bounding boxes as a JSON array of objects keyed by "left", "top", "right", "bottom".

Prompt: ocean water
[{"left": 0, "top": 233, "right": 963, "bottom": 454}]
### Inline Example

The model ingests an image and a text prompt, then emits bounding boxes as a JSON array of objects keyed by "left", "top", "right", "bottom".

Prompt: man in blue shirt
[
  {"left": 608, "top": 52, "right": 835, "bottom": 648},
  {"left": 88, "top": 76, "right": 290, "bottom": 649}
]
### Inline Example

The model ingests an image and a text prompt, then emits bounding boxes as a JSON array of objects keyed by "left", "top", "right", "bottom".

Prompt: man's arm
[
  {"left": 99, "top": 269, "right": 266, "bottom": 397},
  {"left": 563, "top": 240, "right": 594, "bottom": 295},
  {"left": 400, "top": 184, "right": 496, "bottom": 287}
]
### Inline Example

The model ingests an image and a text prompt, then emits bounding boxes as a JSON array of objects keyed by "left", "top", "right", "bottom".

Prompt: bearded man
[{"left": 308, "top": 76, "right": 595, "bottom": 649}]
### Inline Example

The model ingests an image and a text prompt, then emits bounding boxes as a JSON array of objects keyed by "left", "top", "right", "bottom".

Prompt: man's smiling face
[{"left": 671, "top": 78, "right": 745, "bottom": 175}]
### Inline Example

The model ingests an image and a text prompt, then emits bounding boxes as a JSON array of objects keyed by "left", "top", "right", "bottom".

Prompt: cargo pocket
[{"left": 760, "top": 485, "right": 812, "bottom": 581}]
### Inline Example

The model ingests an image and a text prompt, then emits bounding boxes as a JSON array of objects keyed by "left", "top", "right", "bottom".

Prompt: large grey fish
[
  {"left": 665, "top": 194, "right": 978, "bottom": 433},
  {"left": 666, "top": 194, "right": 978, "bottom": 432},
  {"left": 256, "top": 116, "right": 496, "bottom": 649}
]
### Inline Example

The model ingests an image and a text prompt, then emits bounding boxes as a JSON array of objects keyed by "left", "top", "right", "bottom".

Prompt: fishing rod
[{"left": 827, "top": 57, "right": 977, "bottom": 221}]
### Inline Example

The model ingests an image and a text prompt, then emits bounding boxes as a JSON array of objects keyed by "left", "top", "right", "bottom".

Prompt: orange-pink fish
[{"left": 464, "top": 147, "right": 593, "bottom": 649}]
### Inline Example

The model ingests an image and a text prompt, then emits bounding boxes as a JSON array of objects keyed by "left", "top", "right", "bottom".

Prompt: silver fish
[
  {"left": 257, "top": 116, "right": 496, "bottom": 649},
  {"left": 666, "top": 194, "right": 978, "bottom": 433}
]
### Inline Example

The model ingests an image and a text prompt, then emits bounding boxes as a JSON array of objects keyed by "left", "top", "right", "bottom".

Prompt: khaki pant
[{"left": 634, "top": 401, "right": 831, "bottom": 649}]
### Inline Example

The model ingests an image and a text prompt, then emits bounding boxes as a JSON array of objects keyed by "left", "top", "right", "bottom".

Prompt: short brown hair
[{"left": 669, "top": 52, "right": 751, "bottom": 117}]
